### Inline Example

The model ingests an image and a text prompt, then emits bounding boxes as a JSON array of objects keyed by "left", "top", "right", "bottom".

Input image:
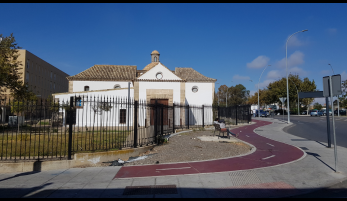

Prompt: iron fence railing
[{"left": 0, "top": 95, "right": 251, "bottom": 161}]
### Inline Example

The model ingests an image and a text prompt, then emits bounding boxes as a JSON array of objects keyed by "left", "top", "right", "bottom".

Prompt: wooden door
[{"left": 150, "top": 99, "right": 168, "bottom": 125}]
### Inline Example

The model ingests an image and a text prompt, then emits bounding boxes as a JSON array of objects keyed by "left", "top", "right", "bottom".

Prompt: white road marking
[
  {"left": 246, "top": 135, "right": 250, "bottom": 137},
  {"left": 266, "top": 143, "right": 274, "bottom": 147},
  {"left": 262, "top": 155, "right": 276, "bottom": 160},
  {"left": 156, "top": 167, "right": 191, "bottom": 171}
]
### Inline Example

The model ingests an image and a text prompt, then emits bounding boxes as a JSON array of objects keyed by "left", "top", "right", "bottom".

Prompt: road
[{"left": 270, "top": 115, "right": 347, "bottom": 148}]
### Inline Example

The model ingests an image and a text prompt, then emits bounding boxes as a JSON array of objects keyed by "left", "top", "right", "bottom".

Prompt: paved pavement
[{"left": 1, "top": 117, "right": 347, "bottom": 198}]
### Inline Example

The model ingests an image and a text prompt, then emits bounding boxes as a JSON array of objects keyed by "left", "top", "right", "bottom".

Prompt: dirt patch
[{"left": 121, "top": 130, "right": 252, "bottom": 166}]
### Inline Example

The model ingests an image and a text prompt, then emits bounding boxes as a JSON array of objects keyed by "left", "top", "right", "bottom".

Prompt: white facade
[
  {"left": 185, "top": 82, "right": 214, "bottom": 106},
  {"left": 53, "top": 50, "right": 216, "bottom": 127},
  {"left": 73, "top": 81, "right": 133, "bottom": 92}
]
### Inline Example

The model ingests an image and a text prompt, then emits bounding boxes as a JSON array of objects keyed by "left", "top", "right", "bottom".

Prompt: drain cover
[
  {"left": 299, "top": 147, "right": 309, "bottom": 150},
  {"left": 123, "top": 185, "right": 178, "bottom": 195}
]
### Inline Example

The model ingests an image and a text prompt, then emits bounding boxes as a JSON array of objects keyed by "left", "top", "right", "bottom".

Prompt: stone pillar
[
  {"left": 180, "top": 82, "right": 185, "bottom": 127},
  {"left": 68, "top": 81, "right": 73, "bottom": 92}
]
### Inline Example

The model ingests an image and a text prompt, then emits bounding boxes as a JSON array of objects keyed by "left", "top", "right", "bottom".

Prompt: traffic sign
[
  {"left": 279, "top": 97, "right": 286, "bottom": 103},
  {"left": 323, "top": 75, "right": 342, "bottom": 97}
]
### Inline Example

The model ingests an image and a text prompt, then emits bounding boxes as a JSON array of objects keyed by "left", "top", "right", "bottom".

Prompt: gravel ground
[{"left": 121, "top": 125, "right": 253, "bottom": 166}]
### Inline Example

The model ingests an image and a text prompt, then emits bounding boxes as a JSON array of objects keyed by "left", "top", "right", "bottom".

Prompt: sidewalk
[{"left": 1, "top": 117, "right": 347, "bottom": 198}]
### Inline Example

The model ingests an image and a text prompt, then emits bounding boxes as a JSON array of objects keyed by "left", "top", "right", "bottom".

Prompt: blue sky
[{"left": 1, "top": 3, "right": 346, "bottom": 105}]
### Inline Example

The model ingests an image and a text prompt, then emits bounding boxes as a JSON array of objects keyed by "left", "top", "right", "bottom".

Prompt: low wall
[{"left": 0, "top": 145, "right": 155, "bottom": 173}]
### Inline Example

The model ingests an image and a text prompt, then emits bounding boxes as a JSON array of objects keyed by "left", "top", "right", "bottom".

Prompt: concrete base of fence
[{"left": 0, "top": 145, "right": 156, "bottom": 174}]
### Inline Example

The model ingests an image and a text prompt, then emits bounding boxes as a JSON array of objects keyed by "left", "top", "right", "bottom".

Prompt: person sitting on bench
[{"left": 214, "top": 118, "right": 239, "bottom": 138}]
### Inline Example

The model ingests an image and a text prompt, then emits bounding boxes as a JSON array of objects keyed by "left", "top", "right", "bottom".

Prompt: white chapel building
[{"left": 53, "top": 50, "right": 217, "bottom": 127}]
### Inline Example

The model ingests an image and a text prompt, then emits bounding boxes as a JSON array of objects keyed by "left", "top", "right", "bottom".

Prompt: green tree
[
  {"left": 313, "top": 102, "right": 323, "bottom": 110},
  {"left": 339, "top": 79, "right": 347, "bottom": 108},
  {"left": 0, "top": 33, "right": 32, "bottom": 100},
  {"left": 215, "top": 84, "right": 250, "bottom": 107}
]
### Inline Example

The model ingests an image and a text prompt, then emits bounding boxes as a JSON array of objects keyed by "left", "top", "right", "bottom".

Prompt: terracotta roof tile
[
  {"left": 175, "top": 67, "right": 217, "bottom": 82},
  {"left": 142, "top": 62, "right": 171, "bottom": 71},
  {"left": 67, "top": 65, "right": 136, "bottom": 81}
]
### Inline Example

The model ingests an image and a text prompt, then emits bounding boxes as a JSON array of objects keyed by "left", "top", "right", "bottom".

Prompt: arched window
[
  {"left": 154, "top": 56, "right": 157, "bottom": 62},
  {"left": 84, "top": 86, "right": 89, "bottom": 91},
  {"left": 114, "top": 84, "right": 121, "bottom": 89}
]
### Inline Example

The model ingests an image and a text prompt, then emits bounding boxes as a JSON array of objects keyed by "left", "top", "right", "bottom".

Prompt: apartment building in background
[{"left": 1, "top": 49, "right": 69, "bottom": 100}]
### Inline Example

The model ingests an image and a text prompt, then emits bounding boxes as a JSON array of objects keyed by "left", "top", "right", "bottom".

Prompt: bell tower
[{"left": 151, "top": 50, "right": 160, "bottom": 62}]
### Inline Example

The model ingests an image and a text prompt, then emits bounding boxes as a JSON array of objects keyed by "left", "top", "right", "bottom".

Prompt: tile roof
[
  {"left": 67, "top": 65, "right": 137, "bottom": 81},
  {"left": 143, "top": 62, "right": 159, "bottom": 71},
  {"left": 175, "top": 67, "right": 217, "bottom": 82},
  {"left": 142, "top": 62, "right": 171, "bottom": 71}
]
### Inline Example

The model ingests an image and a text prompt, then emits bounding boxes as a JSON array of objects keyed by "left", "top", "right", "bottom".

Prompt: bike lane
[{"left": 114, "top": 119, "right": 305, "bottom": 179}]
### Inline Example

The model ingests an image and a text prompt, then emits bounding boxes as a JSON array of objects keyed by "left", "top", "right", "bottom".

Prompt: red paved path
[{"left": 114, "top": 120, "right": 304, "bottom": 179}]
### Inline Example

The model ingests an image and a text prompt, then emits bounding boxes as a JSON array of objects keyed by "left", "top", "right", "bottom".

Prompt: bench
[{"left": 213, "top": 124, "right": 230, "bottom": 139}]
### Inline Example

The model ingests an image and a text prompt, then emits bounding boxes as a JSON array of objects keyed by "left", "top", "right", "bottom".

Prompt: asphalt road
[{"left": 270, "top": 115, "right": 347, "bottom": 148}]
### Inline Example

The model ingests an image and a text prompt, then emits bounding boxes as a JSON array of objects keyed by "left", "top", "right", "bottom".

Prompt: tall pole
[
  {"left": 329, "top": 64, "right": 339, "bottom": 116},
  {"left": 329, "top": 76, "right": 338, "bottom": 172},
  {"left": 286, "top": 30, "right": 308, "bottom": 123},
  {"left": 297, "top": 89, "right": 299, "bottom": 115},
  {"left": 258, "top": 65, "right": 270, "bottom": 117},
  {"left": 127, "top": 82, "right": 130, "bottom": 131}
]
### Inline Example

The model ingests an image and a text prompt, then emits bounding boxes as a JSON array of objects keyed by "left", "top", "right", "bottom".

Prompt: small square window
[{"left": 120, "top": 109, "right": 126, "bottom": 124}]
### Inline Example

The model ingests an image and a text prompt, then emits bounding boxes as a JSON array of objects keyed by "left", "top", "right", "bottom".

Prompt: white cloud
[
  {"left": 341, "top": 71, "right": 347, "bottom": 81},
  {"left": 247, "top": 56, "right": 270, "bottom": 69},
  {"left": 266, "top": 70, "right": 283, "bottom": 79},
  {"left": 256, "top": 79, "right": 275, "bottom": 89},
  {"left": 287, "top": 34, "right": 304, "bottom": 47},
  {"left": 232, "top": 74, "right": 251, "bottom": 80},
  {"left": 276, "top": 51, "right": 305, "bottom": 68},
  {"left": 327, "top": 28, "right": 337, "bottom": 35},
  {"left": 289, "top": 67, "right": 308, "bottom": 76}
]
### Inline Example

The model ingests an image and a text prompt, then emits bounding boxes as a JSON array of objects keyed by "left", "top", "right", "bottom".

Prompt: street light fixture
[
  {"left": 286, "top": 29, "right": 308, "bottom": 123},
  {"left": 258, "top": 65, "right": 271, "bottom": 117},
  {"left": 328, "top": 64, "right": 339, "bottom": 116}
]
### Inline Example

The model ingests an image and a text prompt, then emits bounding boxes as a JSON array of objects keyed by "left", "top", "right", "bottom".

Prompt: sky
[{"left": 1, "top": 3, "right": 346, "bottom": 105}]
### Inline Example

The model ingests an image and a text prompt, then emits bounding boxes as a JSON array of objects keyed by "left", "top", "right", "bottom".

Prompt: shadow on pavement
[
  {"left": 305, "top": 152, "right": 335, "bottom": 172},
  {"left": 0, "top": 171, "right": 40, "bottom": 182}
]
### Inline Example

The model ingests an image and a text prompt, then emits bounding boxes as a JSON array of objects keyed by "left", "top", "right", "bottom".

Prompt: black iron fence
[
  {"left": 0, "top": 96, "right": 251, "bottom": 161},
  {"left": 215, "top": 105, "right": 252, "bottom": 125}
]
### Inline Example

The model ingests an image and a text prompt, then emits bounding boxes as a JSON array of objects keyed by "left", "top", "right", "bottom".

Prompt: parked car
[
  {"left": 255, "top": 110, "right": 268, "bottom": 117},
  {"left": 310, "top": 109, "right": 323, "bottom": 116},
  {"left": 334, "top": 110, "right": 347, "bottom": 115},
  {"left": 322, "top": 109, "right": 332, "bottom": 116}
]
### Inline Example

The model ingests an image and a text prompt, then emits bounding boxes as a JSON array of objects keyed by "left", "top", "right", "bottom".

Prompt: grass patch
[{"left": 0, "top": 130, "right": 131, "bottom": 158}]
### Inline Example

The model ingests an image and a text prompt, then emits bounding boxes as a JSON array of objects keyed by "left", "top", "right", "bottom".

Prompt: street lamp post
[
  {"left": 328, "top": 64, "right": 339, "bottom": 116},
  {"left": 286, "top": 30, "right": 308, "bottom": 123},
  {"left": 258, "top": 65, "right": 271, "bottom": 117}
]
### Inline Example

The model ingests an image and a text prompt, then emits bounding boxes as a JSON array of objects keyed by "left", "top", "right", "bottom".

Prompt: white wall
[
  {"left": 138, "top": 82, "right": 181, "bottom": 104},
  {"left": 54, "top": 89, "right": 134, "bottom": 127},
  {"left": 138, "top": 63, "right": 182, "bottom": 80},
  {"left": 185, "top": 82, "right": 213, "bottom": 106},
  {"left": 73, "top": 81, "right": 133, "bottom": 92}
]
